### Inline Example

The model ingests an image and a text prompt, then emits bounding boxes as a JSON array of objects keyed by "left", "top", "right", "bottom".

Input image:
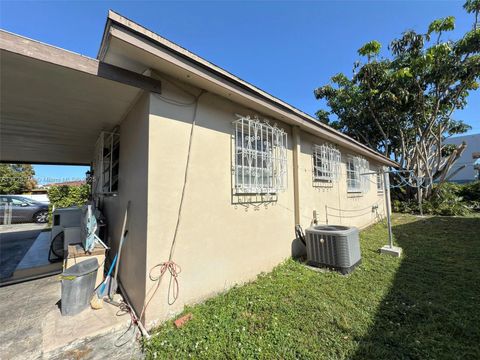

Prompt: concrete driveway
[{"left": 0, "top": 226, "right": 44, "bottom": 281}]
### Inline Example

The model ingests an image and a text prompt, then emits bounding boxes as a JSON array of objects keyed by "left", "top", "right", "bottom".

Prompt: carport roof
[{"left": 0, "top": 30, "right": 160, "bottom": 165}]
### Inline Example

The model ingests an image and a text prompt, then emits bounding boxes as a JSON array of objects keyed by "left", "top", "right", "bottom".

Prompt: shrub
[
  {"left": 459, "top": 181, "right": 480, "bottom": 202},
  {"left": 392, "top": 199, "right": 419, "bottom": 214},
  {"left": 47, "top": 184, "right": 90, "bottom": 209},
  {"left": 423, "top": 183, "right": 471, "bottom": 216},
  {"left": 393, "top": 182, "right": 475, "bottom": 216}
]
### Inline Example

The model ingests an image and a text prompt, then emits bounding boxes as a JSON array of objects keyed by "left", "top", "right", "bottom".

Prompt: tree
[
  {"left": 0, "top": 164, "right": 37, "bottom": 194},
  {"left": 314, "top": 1, "right": 480, "bottom": 200}
]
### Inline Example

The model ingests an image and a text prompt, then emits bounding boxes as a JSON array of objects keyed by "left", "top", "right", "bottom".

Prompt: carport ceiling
[{"left": 0, "top": 50, "right": 140, "bottom": 165}]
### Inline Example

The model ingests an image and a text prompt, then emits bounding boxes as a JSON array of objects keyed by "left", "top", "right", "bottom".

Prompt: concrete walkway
[{"left": 0, "top": 276, "right": 143, "bottom": 359}]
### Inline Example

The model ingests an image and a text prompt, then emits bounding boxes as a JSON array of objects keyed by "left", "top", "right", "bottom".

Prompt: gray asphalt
[{"left": 0, "top": 229, "right": 41, "bottom": 281}]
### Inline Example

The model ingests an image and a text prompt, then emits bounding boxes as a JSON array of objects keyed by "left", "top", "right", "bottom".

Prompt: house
[
  {"left": 444, "top": 134, "right": 480, "bottom": 183},
  {"left": 0, "top": 11, "right": 397, "bottom": 327}
]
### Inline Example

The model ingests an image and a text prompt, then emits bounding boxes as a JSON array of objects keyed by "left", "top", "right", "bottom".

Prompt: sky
[{"left": 1, "top": 0, "right": 478, "bottom": 182}]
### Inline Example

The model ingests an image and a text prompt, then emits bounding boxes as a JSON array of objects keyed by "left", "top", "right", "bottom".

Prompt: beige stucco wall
[
  {"left": 102, "top": 92, "right": 150, "bottom": 314},
  {"left": 297, "top": 130, "right": 386, "bottom": 231},
  {"left": 144, "top": 79, "right": 296, "bottom": 325},
  {"left": 101, "top": 77, "right": 388, "bottom": 325},
  {"left": 140, "top": 76, "right": 387, "bottom": 325}
]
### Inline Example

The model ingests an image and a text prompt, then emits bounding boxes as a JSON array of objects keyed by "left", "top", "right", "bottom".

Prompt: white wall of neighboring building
[
  {"left": 19, "top": 194, "right": 50, "bottom": 203},
  {"left": 445, "top": 134, "right": 480, "bottom": 183}
]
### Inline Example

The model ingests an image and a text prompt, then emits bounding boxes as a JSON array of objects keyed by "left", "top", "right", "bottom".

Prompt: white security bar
[
  {"left": 313, "top": 143, "right": 341, "bottom": 182},
  {"left": 233, "top": 115, "right": 287, "bottom": 194}
]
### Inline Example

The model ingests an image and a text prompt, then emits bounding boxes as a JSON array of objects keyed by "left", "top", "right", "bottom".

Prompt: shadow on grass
[{"left": 352, "top": 216, "right": 480, "bottom": 359}]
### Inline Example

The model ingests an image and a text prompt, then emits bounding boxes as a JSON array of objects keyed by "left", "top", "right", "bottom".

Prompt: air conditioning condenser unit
[{"left": 305, "top": 225, "right": 361, "bottom": 274}]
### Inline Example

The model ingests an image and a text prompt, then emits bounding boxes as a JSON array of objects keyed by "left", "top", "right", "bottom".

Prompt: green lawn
[{"left": 144, "top": 214, "right": 480, "bottom": 359}]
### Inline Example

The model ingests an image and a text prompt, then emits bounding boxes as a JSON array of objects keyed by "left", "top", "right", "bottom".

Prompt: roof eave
[{"left": 100, "top": 10, "right": 398, "bottom": 168}]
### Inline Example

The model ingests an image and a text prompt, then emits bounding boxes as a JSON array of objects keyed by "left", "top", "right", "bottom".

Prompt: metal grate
[
  {"left": 305, "top": 225, "right": 361, "bottom": 273},
  {"left": 347, "top": 155, "right": 370, "bottom": 193},
  {"left": 93, "top": 131, "right": 120, "bottom": 196},
  {"left": 313, "top": 143, "right": 341, "bottom": 182},
  {"left": 376, "top": 168, "right": 384, "bottom": 192},
  {"left": 233, "top": 115, "right": 287, "bottom": 194}
]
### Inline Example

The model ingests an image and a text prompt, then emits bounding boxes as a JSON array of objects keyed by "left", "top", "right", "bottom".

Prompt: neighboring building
[
  {"left": 0, "top": 11, "right": 396, "bottom": 326},
  {"left": 43, "top": 180, "right": 87, "bottom": 188},
  {"left": 445, "top": 134, "right": 480, "bottom": 183}
]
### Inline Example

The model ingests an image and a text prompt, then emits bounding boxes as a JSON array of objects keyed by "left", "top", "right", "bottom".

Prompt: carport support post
[{"left": 379, "top": 170, "right": 402, "bottom": 257}]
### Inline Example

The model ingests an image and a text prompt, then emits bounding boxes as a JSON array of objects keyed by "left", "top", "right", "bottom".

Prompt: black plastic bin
[{"left": 60, "top": 258, "right": 98, "bottom": 316}]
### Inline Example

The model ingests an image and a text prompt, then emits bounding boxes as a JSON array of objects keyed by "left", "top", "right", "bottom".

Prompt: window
[
  {"left": 93, "top": 131, "right": 120, "bottom": 195},
  {"left": 313, "top": 144, "right": 341, "bottom": 182},
  {"left": 346, "top": 156, "right": 369, "bottom": 193},
  {"left": 233, "top": 115, "right": 287, "bottom": 194},
  {"left": 376, "top": 168, "right": 384, "bottom": 192},
  {"left": 10, "top": 197, "right": 27, "bottom": 206}
]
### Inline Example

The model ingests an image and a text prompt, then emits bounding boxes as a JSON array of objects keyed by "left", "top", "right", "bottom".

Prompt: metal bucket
[{"left": 60, "top": 258, "right": 98, "bottom": 316}]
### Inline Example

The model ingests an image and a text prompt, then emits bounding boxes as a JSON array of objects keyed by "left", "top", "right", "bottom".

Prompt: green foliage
[
  {"left": 358, "top": 40, "right": 381, "bottom": 59},
  {"left": 144, "top": 215, "right": 480, "bottom": 359},
  {"left": 459, "top": 180, "right": 480, "bottom": 201},
  {"left": 393, "top": 182, "right": 479, "bottom": 216},
  {"left": 428, "top": 16, "right": 455, "bottom": 35},
  {"left": 463, "top": 0, "right": 480, "bottom": 14},
  {"left": 314, "top": 109, "right": 331, "bottom": 124},
  {"left": 0, "top": 164, "right": 36, "bottom": 194},
  {"left": 423, "top": 183, "right": 471, "bottom": 216},
  {"left": 314, "top": 2, "right": 479, "bottom": 201},
  {"left": 47, "top": 184, "right": 90, "bottom": 209}
]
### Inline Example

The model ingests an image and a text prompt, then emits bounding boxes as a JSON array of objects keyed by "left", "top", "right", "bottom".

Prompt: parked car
[{"left": 0, "top": 195, "right": 49, "bottom": 223}]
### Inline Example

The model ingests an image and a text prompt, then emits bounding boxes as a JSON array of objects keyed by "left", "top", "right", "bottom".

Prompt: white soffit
[{"left": 0, "top": 50, "right": 140, "bottom": 165}]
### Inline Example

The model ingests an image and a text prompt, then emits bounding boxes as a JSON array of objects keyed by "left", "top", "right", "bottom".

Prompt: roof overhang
[
  {"left": 0, "top": 30, "right": 162, "bottom": 165},
  {"left": 99, "top": 10, "right": 398, "bottom": 168}
]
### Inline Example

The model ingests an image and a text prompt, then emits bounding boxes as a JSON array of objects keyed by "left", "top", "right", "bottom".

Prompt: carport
[
  {"left": 1, "top": 30, "right": 160, "bottom": 165},
  {"left": 0, "top": 30, "right": 159, "bottom": 357},
  {"left": 1, "top": 29, "right": 160, "bottom": 284}
]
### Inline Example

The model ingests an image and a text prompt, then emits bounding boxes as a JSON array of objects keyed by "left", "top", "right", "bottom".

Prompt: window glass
[{"left": 11, "top": 197, "right": 27, "bottom": 206}]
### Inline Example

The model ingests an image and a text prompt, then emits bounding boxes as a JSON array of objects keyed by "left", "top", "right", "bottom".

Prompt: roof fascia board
[
  {"left": 0, "top": 159, "right": 90, "bottom": 166},
  {"left": 107, "top": 24, "right": 397, "bottom": 167},
  {"left": 0, "top": 30, "right": 162, "bottom": 94}
]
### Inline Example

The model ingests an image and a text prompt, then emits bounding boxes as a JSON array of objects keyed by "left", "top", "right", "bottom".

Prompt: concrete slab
[
  {"left": 0, "top": 275, "right": 142, "bottom": 359},
  {"left": 42, "top": 296, "right": 130, "bottom": 353},
  {"left": 379, "top": 245, "right": 403, "bottom": 257}
]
